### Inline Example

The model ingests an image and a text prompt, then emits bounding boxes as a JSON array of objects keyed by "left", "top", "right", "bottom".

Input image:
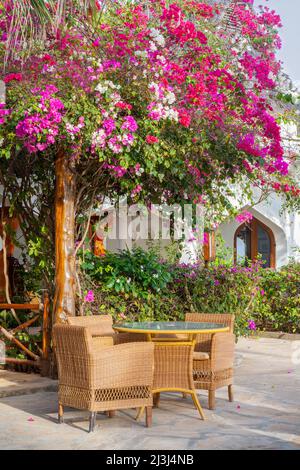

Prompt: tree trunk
[{"left": 53, "top": 151, "right": 76, "bottom": 323}]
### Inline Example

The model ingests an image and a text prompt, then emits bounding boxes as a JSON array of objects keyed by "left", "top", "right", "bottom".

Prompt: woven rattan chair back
[
  {"left": 67, "top": 314, "right": 115, "bottom": 336},
  {"left": 185, "top": 313, "right": 234, "bottom": 352},
  {"left": 184, "top": 313, "right": 235, "bottom": 409}
]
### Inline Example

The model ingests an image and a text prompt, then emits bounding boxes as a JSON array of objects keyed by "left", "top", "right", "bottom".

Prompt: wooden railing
[{"left": 0, "top": 292, "right": 50, "bottom": 370}]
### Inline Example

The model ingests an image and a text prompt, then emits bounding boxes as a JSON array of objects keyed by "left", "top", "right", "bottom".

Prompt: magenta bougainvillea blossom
[
  {"left": 248, "top": 319, "right": 257, "bottom": 331},
  {"left": 0, "top": 103, "right": 10, "bottom": 125},
  {"left": 15, "top": 85, "right": 65, "bottom": 153},
  {"left": 84, "top": 290, "right": 95, "bottom": 303},
  {"left": 146, "top": 135, "right": 159, "bottom": 144},
  {"left": 235, "top": 211, "right": 254, "bottom": 224}
]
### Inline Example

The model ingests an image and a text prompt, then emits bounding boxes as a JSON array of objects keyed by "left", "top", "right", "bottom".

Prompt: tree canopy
[{"left": 0, "top": 0, "right": 299, "bottom": 303}]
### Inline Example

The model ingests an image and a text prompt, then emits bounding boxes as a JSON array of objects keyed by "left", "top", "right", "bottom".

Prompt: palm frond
[
  {"left": 29, "top": 0, "right": 54, "bottom": 23},
  {"left": 54, "top": 1, "right": 103, "bottom": 26},
  {"left": 4, "top": 0, "right": 111, "bottom": 67},
  {"left": 4, "top": 0, "right": 55, "bottom": 66}
]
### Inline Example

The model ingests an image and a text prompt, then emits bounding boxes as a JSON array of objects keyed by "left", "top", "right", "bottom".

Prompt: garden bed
[{"left": 79, "top": 248, "right": 300, "bottom": 337}]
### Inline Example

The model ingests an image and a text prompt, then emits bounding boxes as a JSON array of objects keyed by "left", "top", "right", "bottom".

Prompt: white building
[
  {"left": 218, "top": 120, "right": 300, "bottom": 268},
  {"left": 219, "top": 189, "right": 300, "bottom": 268}
]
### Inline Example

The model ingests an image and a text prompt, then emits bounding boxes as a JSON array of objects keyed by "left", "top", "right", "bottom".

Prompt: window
[
  {"left": 234, "top": 218, "right": 275, "bottom": 268},
  {"left": 236, "top": 225, "right": 251, "bottom": 265}
]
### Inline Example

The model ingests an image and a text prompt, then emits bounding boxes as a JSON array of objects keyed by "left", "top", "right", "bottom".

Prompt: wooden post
[
  {"left": 42, "top": 292, "right": 50, "bottom": 359},
  {"left": 203, "top": 231, "right": 216, "bottom": 266},
  {"left": 40, "top": 291, "right": 51, "bottom": 376},
  {"left": 53, "top": 151, "right": 76, "bottom": 323}
]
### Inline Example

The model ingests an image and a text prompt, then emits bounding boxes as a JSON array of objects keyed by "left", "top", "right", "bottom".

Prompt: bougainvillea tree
[{"left": 0, "top": 0, "right": 299, "bottom": 321}]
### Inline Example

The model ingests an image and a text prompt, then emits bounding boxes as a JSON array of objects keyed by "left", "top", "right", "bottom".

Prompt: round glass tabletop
[{"left": 113, "top": 321, "right": 229, "bottom": 334}]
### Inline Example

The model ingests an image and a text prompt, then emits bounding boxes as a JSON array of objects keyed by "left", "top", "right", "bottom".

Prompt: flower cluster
[
  {"left": 0, "top": 103, "right": 10, "bottom": 125},
  {"left": 15, "top": 85, "right": 64, "bottom": 153},
  {"left": 91, "top": 80, "right": 138, "bottom": 155},
  {"left": 84, "top": 290, "right": 95, "bottom": 303},
  {"left": 0, "top": 0, "right": 298, "bottom": 214},
  {"left": 65, "top": 117, "right": 85, "bottom": 140},
  {"left": 240, "top": 52, "right": 275, "bottom": 89},
  {"left": 3, "top": 73, "right": 22, "bottom": 83},
  {"left": 147, "top": 82, "right": 178, "bottom": 122},
  {"left": 235, "top": 211, "right": 253, "bottom": 224},
  {"left": 248, "top": 319, "right": 257, "bottom": 331}
]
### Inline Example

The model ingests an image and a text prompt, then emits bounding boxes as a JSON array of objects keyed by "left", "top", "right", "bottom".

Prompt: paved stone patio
[
  {"left": 0, "top": 337, "right": 299, "bottom": 450},
  {"left": 0, "top": 370, "right": 57, "bottom": 398}
]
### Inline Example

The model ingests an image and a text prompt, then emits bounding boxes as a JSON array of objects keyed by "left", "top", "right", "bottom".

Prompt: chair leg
[
  {"left": 153, "top": 393, "right": 160, "bottom": 408},
  {"left": 228, "top": 384, "right": 234, "bottom": 402},
  {"left": 191, "top": 392, "right": 205, "bottom": 420},
  {"left": 136, "top": 406, "right": 145, "bottom": 421},
  {"left": 208, "top": 390, "right": 216, "bottom": 410},
  {"left": 145, "top": 406, "right": 152, "bottom": 428},
  {"left": 58, "top": 403, "right": 64, "bottom": 424},
  {"left": 89, "top": 412, "right": 97, "bottom": 432}
]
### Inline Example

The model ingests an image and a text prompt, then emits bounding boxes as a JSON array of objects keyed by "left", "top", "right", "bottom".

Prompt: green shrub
[
  {"left": 80, "top": 248, "right": 262, "bottom": 337},
  {"left": 171, "top": 263, "right": 261, "bottom": 337},
  {"left": 80, "top": 247, "right": 172, "bottom": 298},
  {"left": 81, "top": 284, "right": 186, "bottom": 324},
  {"left": 255, "top": 263, "right": 300, "bottom": 333}
]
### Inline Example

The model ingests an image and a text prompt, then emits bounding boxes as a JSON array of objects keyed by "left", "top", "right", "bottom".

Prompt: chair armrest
[
  {"left": 92, "top": 336, "right": 114, "bottom": 353},
  {"left": 210, "top": 333, "right": 235, "bottom": 372},
  {"left": 91, "top": 342, "right": 154, "bottom": 389},
  {"left": 83, "top": 324, "right": 115, "bottom": 338}
]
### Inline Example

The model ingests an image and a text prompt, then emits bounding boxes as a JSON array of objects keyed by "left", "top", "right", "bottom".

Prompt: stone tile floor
[
  {"left": 0, "top": 370, "right": 56, "bottom": 398},
  {"left": 0, "top": 337, "right": 299, "bottom": 450}
]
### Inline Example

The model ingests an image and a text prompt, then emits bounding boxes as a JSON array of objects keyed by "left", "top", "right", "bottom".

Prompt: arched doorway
[{"left": 234, "top": 217, "right": 276, "bottom": 268}]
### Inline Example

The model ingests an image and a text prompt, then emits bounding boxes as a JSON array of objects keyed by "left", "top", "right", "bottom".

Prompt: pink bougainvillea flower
[
  {"left": 122, "top": 133, "right": 134, "bottom": 146},
  {"left": 92, "top": 38, "right": 101, "bottom": 47},
  {"left": 235, "top": 211, "right": 253, "bottom": 224},
  {"left": 115, "top": 101, "right": 132, "bottom": 110},
  {"left": 248, "top": 320, "right": 256, "bottom": 331},
  {"left": 102, "top": 118, "right": 116, "bottom": 135},
  {"left": 121, "top": 116, "right": 138, "bottom": 132},
  {"left": 0, "top": 103, "right": 10, "bottom": 125},
  {"left": 15, "top": 85, "right": 64, "bottom": 153},
  {"left": 131, "top": 184, "right": 142, "bottom": 198},
  {"left": 146, "top": 135, "right": 159, "bottom": 144},
  {"left": 202, "top": 232, "right": 209, "bottom": 246},
  {"left": 84, "top": 290, "right": 95, "bottom": 303},
  {"left": 179, "top": 110, "right": 191, "bottom": 128},
  {"left": 108, "top": 137, "right": 123, "bottom": 154},
  {"left": 3, "top": 73, "right": 22, "bottom": 83}
]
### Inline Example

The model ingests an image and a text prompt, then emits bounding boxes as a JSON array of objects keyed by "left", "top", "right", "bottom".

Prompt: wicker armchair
[
  {"left": 53, "top": 324, "right": 154, "bottom": 431},
  {"left": 67, "top": 315, "right": 146, "bottom": 345},
  {"left": 185, "top": 313, "right": 235, "bottom": 410}
]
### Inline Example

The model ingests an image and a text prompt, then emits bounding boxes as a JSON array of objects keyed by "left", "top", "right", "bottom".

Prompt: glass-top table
[
  {"left": 113, "top": 321, "right": 229, "bottom": 335},
  {"left": 113, "top": 321, "right": 230, "bottom": 420}
]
